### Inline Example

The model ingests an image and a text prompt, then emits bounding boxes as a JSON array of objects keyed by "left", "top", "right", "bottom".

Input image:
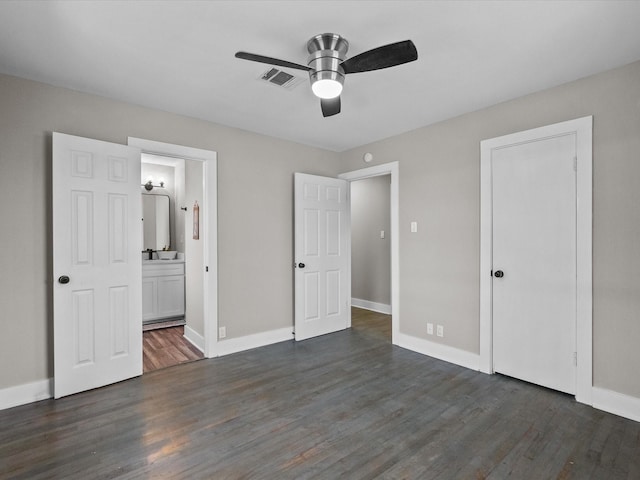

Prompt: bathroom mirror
[{"left": 142, "top": 194, "right": 170, "bottom": 251}]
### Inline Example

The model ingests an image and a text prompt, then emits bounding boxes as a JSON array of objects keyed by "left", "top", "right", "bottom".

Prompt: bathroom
[{"left": 141, "top": 154, "right": 205, "bottom": 370}]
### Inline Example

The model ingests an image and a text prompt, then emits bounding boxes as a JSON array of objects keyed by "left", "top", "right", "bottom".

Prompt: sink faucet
[{"left": 146, "top": 248, "right": 154, "bottom": 260}]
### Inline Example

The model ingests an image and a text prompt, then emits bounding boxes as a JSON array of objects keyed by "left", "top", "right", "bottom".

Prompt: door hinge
[{"left": 573, "top": 351, "right": 577, "bottom": 366}]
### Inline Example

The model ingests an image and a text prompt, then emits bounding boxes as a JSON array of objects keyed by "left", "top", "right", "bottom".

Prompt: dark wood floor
[
  {"left": 2, "top": 308, "right": 639, "bottom": 479},
  {"left": 143, "top": 325, "right": 204, "bottom": 373}
]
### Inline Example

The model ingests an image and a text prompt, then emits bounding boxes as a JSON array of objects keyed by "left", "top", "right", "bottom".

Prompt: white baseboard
[
  {"left": 184, "top": 325, "right": 205, "bottom": 353},
  {"left": 0, "top": 378, "right": 53, "bottom": 411},
  {"left": 592, "top": 386, "right": 640, "bottom": 423},
  {"left": 396, "top": 332, "right": 480, "bottom": 372},
  {"left": 397, "top": 332, "right": 640, "bottom": 424},
  {"left": 216, "top": 327, "right": 293, "bottom": 357},
  {"left": 351, "top": 298, "right": 392, "bottom": 315}
]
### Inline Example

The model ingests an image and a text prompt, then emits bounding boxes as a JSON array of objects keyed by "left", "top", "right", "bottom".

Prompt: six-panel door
[
  {"left": 53, "top": 133, "right": 142, "bottom": 398},
  {"left": 294, "top": 173, "right": 350, "bottom": 341}
]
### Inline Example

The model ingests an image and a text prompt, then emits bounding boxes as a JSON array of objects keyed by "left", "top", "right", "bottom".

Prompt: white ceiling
[{"left": 1, "top": 1, "right": 640, "bottom": 152}]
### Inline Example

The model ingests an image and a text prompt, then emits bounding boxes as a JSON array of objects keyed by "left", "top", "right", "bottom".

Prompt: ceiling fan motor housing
[{"left": 307, "top": 34, "right": 349, "bottom": 96}]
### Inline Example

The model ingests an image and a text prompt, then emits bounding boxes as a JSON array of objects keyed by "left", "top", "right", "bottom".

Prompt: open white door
[
  {"left": 294, "top": 173, "right": 350, "bottom": 341},
  {"left": 53, "top": 132, "right": 142, "bottom": 398}
]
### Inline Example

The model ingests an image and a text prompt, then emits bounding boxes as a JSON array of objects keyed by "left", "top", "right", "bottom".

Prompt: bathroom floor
[{"left": 143, "top": 326, "right": 204, "bottom": 373}]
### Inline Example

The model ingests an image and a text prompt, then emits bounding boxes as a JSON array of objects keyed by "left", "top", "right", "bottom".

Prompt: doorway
[
  {"left": 350, "top": 175, "right": 392, "bottom": 342},
  {"left": 140, "top": 153, "right": 206, "bottom": 373},
  {"left": 339, "top": 161, "right": 399, "bottom": 344},
  {"left": 479, "top": 116, "right": 593, "bottom": 404},
  {"left": 129, "top": 137, "right": 219, "bottom": 360}
]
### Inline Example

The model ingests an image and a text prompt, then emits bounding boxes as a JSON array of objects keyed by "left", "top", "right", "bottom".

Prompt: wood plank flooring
[
  {"left": 143, "top": 326, "right": 204, "bottom": 373},
  {"left": 2, "top": 308, "right": 639, "bottom": 479},
  {"left": 351, "top": 306, "right": 391, "bottom": 341}
]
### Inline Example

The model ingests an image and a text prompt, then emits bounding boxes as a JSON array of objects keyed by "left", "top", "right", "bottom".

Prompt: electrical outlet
[
  {"left": 219, "top": 326, "right": 226, "bottom": 339},
  {"left": 436, "top": 325, "right": 444, "bottom": 337},
  {"left": 427, "top": 323, "right": 434, "bottom": 335},
  {"left": 410, "top": 221, "right": 418, "bottom": 233},
  {"left": 380, "top": 230, "right": 385, "bottom": 239}
]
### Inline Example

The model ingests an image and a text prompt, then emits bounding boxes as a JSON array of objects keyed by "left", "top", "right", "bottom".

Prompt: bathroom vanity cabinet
[{"left": 142, "top": 260, "right": 185, "bottom": 323}]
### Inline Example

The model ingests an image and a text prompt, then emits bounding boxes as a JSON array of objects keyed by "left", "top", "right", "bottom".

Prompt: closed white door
[
  {"left": 53, "top": 132, "right": 142, "bottom": 398},
  {"left": 492, "top": 134, "right": 577, "bottom": 394},
  {"left": 294, "top": 173, "right": 350, "bottom": 341}
]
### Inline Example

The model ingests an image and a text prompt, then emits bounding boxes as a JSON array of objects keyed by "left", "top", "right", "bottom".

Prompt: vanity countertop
[{"left": 142, "top": 259, "right": 185, "bottom": 265}]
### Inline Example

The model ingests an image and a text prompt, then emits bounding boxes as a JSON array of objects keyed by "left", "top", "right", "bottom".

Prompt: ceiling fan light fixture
[
  {"left": 311, "top": 78, "right": 343, "bottom": 99},
  {"left": 307, "top": 34, "right": 348, "bottom": 100},
  {"left": 235, "top": 32, "right": 418, "bottom": 117}
]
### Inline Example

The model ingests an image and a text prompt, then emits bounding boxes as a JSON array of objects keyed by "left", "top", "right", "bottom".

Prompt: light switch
[
  {"left": 380, "top": 230, "right": 385, "bottom": 239},
  {"left": 410, "top": 221, "right": 418, "bottom": 233}
]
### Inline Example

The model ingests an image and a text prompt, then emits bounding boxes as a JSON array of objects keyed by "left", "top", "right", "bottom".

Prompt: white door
[
  {"left": 492, "top": 134, "right": 577, "bottom": 394},
  {"left": 53, "top": 132, "right": 142, "bottom": 398},
  {"left": 294, "top": 173, "right": 350, "bottom": 341}
]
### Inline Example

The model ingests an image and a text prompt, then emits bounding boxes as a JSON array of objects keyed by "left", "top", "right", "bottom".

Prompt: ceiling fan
[{"left": 235, "top": 33, "right": 418, "bottom": 117}]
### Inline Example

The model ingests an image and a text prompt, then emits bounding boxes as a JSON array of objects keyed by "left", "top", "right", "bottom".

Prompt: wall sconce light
[{"left": 142, "top": 179, "right": 165, "bottom": 191}]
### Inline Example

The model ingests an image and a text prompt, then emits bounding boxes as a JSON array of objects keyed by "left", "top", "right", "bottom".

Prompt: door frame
[
  {"left": 339, "top": 161, "right": 399, "bottom": 343},
  {"left": 479, "top": 116, "right": 593, "bottom": 405},
  {"left": 128, "top": 137, "right": 218, "bottom": 358}
]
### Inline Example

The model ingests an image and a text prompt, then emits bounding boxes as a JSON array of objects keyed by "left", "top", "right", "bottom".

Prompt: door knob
[
  {"left": 298, "top": 263, "right": 305, "bottom": 268},
  {"left": 58, "top": 275, "right": 70, "bottom": 284},
  {"left": 494, "top": 270, "right": 504, "bottom": 278}
]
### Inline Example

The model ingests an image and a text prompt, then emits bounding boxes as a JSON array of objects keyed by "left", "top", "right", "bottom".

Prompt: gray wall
[
  {"left": 184, "top": 160, "right": 204, "bottom": 336},
  {"left": 0, "top": 73, "right": 340, "bottom": 390},
  {"left": 339, "top": 60, "right": 640, "bottom": 400},
  {"left": 351, "top": 175, "right": 391, "bottom": 306}
]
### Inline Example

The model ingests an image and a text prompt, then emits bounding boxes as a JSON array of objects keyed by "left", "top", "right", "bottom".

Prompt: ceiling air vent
[{"left": 259, "top": 68, "right": 305, "bottom": 90}]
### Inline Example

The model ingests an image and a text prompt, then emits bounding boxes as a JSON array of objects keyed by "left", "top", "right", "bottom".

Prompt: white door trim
[
  {"left": 479, "top": 116, "right": 593, "bottom": 405},
  {"left": 128, "top": 137, "right": 218, "bottom": 358},
  {"left": 339, "top": 161, "right": 399, "bottom": 343}
]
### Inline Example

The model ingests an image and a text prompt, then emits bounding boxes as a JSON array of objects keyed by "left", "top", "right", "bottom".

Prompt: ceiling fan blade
[
  {"left": 235, "top": 51, "right": 311, "bottom": 71},
  {"left": 321, "top": 97, "right": 341, "bottom": 117},
  {"left": 341, "top": 40, "right": 418, "bottom": 74}
]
